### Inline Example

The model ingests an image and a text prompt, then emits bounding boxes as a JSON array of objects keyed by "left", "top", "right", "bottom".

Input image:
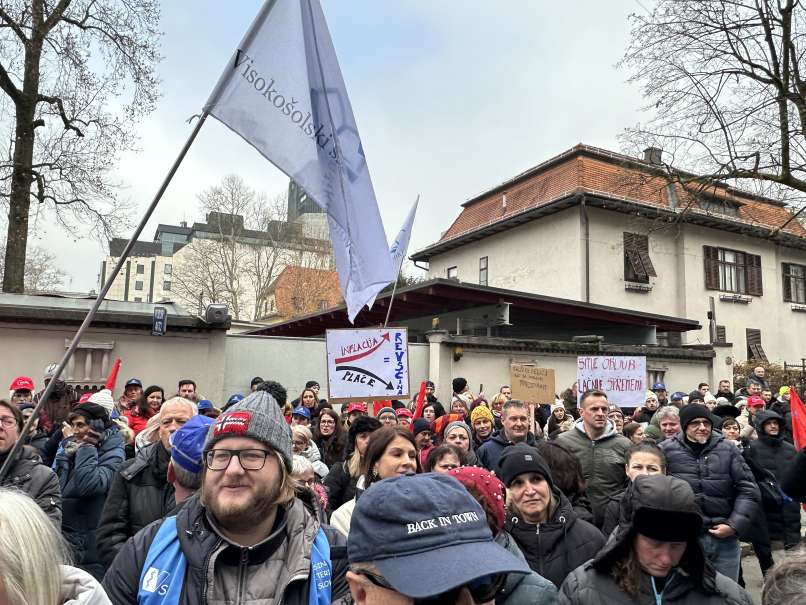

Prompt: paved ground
[{"left": 742, "top": 535, "right": 805, "bottom": 603}]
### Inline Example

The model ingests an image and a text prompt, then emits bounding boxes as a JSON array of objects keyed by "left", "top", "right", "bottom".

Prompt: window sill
[
  {"left": 625, "top": 282, "right": 652, "bottom": 293},
  {"left": 791, "top": 303, "right": 806, "bottom": 312},
  {"left": 719, "top": 293, "right": 751, "bottom": 304}
]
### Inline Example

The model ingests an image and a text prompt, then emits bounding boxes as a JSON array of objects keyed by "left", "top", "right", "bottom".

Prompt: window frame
[
  {"left": 479, "top": 256, "right": 488, "bottom": 286},
  {"left": 134, "top": 281, "right": 144, "bottom": 291},
  {"left": 162, "top": 281, "right": 171, "bottom": 292},
  {"left": 703, "top": 245, "right": 762, "bottom": 296},
  {"left": 447, "top": 266, "right": 458, "bottom": 280},
  {"left": 164, "top": 263, "right": 173, "bottom": 275},
  {"left": 623, "top": 233, "right": 656, "bottom": 284},
  {"left": 783, "top": 262, "right": 806, "bottom": 303}
]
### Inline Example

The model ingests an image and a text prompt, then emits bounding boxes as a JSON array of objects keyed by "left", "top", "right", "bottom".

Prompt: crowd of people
[{"left": 0, "top": 365, "right": 804, "bottom": 604}]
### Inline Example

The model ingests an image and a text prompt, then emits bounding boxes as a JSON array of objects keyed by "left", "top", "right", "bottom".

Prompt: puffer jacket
[
  {"left": 0, "top": 445, "right": 61, "bottom": 526},
  {"left": 659, "top": 431, "right": 759, "bottom": 539},
  {"left": 744, "top": 410, "right": 801, "bottom": 546},
  {"left": 782, "top": 445, "right": 806, "bottom": 502},
  {"left": 61, "top": 565, "right": 113, "bottom": 604},
  {"left": 555, "top": 419, "right": 631, "bottom": 526},
  {"left": 504, "top": 488, "right": 605, "bottom": 589},
  {"left": 101, "top": 490, "right": 350, "bottom": 605},
  {"left": 558, "top": 475, "right": 754, "bottom": 605},
  {"left": 477, "top": 430, "right": 538, "bottom": 475},
  {"left": 54, "top": 427, "right": 125, "bottom": 578},
  {"left": 96, "top": 442, "right": 175, "bottom": 565},
  {"left": 494, "top": 529, "right": 559, "bottom": 605}
]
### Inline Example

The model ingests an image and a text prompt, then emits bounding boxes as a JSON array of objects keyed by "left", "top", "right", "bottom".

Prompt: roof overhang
[{"left": 246, "top": 278, "right": 701, "bottom": 337}]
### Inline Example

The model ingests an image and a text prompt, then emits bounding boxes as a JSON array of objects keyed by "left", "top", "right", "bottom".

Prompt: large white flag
[
  {"left": 389, "top": 196, "right": 419, "bottom": 274},
  {"left": 204, "top": 0, "right": 393, "bottom": 321}
]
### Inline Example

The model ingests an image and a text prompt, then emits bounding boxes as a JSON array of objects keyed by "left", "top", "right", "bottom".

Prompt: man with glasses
[
  {"left": 103, "top": 390, "right": 350, "bottom": 604},
  {"left": 0, "top": 400, "right": 61, "bottom": 525},
  {"left": 660, "top": 404, "right": 759, "bottom": 582},
  {"left": 346, "top": 473, "right": 530, "bottom": 604},
  {"left": 97, "top": 396, "right": 196, "bottom": 565}
]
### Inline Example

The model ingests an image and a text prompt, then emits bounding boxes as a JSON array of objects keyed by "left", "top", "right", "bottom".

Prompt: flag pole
[
  {"left": 0, "top": 112, "right": 209, "bottom": 483},
  {"left": 383, "top": 270, "right": 401, "bottom": 328}
]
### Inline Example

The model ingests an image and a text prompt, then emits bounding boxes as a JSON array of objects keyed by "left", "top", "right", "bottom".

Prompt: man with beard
[{"left": 102, "top": 390, "right": 349, "bottom": 604}]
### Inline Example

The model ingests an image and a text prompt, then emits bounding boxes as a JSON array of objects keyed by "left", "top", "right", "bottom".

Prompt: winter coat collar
[
  {"left": 489, "top": 429, "right": 536, "bottom": 447},
  {"left": 571, "top": 417, "right": 619, "bottom": 442}
]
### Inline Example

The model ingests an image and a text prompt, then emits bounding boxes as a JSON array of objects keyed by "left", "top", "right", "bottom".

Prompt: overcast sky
[{"left": 30, "top": 0, "right": 645, "bottom": 291}]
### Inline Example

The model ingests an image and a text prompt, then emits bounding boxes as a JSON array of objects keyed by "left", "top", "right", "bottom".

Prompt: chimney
[
  {"left": 643, "top": 147, "right": 663, "bottom": 165},
  {"left": 501, "top": 193, "right": 507, "bottom": 216}
]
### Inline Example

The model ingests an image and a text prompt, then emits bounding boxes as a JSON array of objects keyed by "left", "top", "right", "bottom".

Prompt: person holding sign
[{"left": 556, "top": 390, "right": 631, "bottom": 528}]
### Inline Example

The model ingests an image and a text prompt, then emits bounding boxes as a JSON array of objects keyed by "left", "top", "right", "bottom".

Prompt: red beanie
[{"left": 449, "top": 466, "right": 506, "bottom": 533}]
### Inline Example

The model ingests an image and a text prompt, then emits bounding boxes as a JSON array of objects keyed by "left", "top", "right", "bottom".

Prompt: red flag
[
  {"left": 105, "top": 358, "right": 121, "bottom": 392},
  {"left": 790, "top": 388, "right": 806, "bottom": 451},
  {"left": 413, "top": 381, "right": 427, "bottom": 419}
]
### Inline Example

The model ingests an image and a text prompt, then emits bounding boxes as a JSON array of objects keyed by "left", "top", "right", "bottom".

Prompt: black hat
[
  {"left": 69, "top": 402, "right": 111, "bottom": 428},
  {"left": 631, "top": 475, "right": 703, "bottom": 543},
  {"left": 250, "top": 376, "right": 264, "bottom": 388},
  {"left": 498, "top": 443, "right": 554, "bottom": 489},
  {"left": 452, "top": 377, "right": 468, "bottom": 394},
  {"left": 712, "top": 403, "right": 740, "bottom": 420},
  {"left": 687, "top": 390, "right": 705, "bottom": 404},
  {"left": 348, "top": 415, "right": 381, "bottom": 448},
  {"left": 679, "top": 404, "right": 712, "bottom": 430},
  {"left": 305, "top": 380, "right": 320, "bottom": 389},
  {"left": 411, "top": 418, "right": 432, "bottom": 436},
  {"left": 425, "top": 380, "right": 435, "bottom": 388}
]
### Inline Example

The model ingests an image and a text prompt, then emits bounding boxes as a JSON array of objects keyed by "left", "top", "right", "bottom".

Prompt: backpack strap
[{"left": 137, "top": 516, "right": 186, "bottom": 605}]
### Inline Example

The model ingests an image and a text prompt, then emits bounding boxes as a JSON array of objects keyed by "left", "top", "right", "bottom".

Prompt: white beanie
[{"left": 88, "top": 389, "right": 115, "bottom": 415}]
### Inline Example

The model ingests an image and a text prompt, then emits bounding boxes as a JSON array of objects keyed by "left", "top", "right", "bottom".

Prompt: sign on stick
[
  {"left": 576, "top": 355, "right": 646, "bottom": 407},
  {"left": 510, "top": 365, "right": 555, "bottom": 403},
  {"left": 326, "top": 328, "right": 409, "bottom": 402}
]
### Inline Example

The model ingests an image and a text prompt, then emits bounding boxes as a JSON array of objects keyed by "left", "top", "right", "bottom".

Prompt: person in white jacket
[{"left": 0, "top": 488, "right": 112, "bottom": 605}]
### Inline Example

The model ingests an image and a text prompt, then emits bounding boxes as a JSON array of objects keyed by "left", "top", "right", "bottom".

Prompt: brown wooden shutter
[
  {"left": 746, "top": 253, "right": 763, "bottom": 296},
  {"left": 623, "top": 233, "right": 647, "bottom": 280},
  {"left": 716, "top": 325, "right": 726, "bottom": 344},
  {"left": 636, "top": 235, "right": 657, "bottom": 277},
  {"left": 703, "top": 246, "right": 719, "bottom": 289},
  {"left": 783, "top": 263, "right": 793, "bottom": 302}
]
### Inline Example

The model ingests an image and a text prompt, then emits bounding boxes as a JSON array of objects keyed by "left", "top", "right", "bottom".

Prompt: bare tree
[
  {"left": 621, "top": 0, "right": 806, "bottom": 226},
  {"left": 0, "top": 240, "right": 65, "bottom": 291},
  {"left": 0, "top": 1, "right": 161, "bottom": 293}
]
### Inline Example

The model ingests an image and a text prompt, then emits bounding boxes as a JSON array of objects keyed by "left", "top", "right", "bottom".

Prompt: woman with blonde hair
[{"left": 0, "top": 487, "right": 112, "bottom": 604}]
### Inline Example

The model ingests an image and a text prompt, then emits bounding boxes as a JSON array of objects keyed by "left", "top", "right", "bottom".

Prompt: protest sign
[
  {"left": 576, "top": 355, "right": 646, "bottom": 407},
  {"left": 510, "top": 365, "right": 555, "bottom": 403},
  {"left": 326, "top": 328, "right": 409, "bottom": 402}
]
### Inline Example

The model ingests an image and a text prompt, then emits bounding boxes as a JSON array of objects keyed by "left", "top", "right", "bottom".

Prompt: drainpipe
[{"left": 580, "top": 194, "right": 590, "bottom": 303}]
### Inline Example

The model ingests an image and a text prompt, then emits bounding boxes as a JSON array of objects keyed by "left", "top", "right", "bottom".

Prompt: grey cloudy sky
[{"left": 35, "top": 0, "right": 645, "bottom": 291}]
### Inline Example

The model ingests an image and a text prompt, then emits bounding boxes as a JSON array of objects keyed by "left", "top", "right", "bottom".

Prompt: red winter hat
[
  {"left": 9, "top": 376, "right": 34, "bottom": 392},
  {"left": 449, "top": 466, "right": 506, "bottom": 534},
  {"left": 345, "top": 402, "right": 367, "bottom": 414},
  {"left": 396, "top": 408, "right": 413, "bottom": 419},
  {"left": 747, "top": 395, "right": 765, "bottom": 408}
]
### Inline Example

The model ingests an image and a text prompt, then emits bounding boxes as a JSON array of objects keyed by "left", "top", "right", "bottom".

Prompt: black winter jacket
[
  {"left": 504, "top": 489, "right": 605, "bottom": 589},
  {"left": 768, "top": 397, "right": 793, "bottom": 443},
  {"left": 782, "top": 446, "right": 806, "bottom": 502},
  {"left": 0, "top": 445, "right": 61, "bottom": 526},
  {"left": 477, "top": 430, "right": 537, "bottom": 476},
  {"left": 102, "top": 490, "right": 350, "bottom": 605},
  {"left": 96, "top": 442, "right": 175, "bottom": 565},
  {"left": 323, "top": 459, "right": 359, "bottom": 513},
  {"left": 559, "top": 476, "right": 754, "bottom": 605},
  {"left": 744, "top": 411, "right": 801, "bottom": 546},
  {"left": 659, "top": 431, "right": 759, "bottom": 539},
  {"left": 54, "top": 428, "right": 125, "bottom": 578}
]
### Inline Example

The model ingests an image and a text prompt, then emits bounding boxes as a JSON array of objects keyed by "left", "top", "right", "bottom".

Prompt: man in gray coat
[
  {"left": 556, "top": 389, "right": 631, "bottom": 527},
  {"left": 0, "top": 400, "right": 61, "bottom": 526}
]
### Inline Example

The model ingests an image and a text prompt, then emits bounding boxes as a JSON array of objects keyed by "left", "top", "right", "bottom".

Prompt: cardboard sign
[
  {"left": 326, "top": 328, "right": 409, "bottom": 402},
  {"left": 576, "top": 356, "right": 646, "bottom": 407},
  {"left": 510, "top": 365, "right": 555, "bottom": 403}
]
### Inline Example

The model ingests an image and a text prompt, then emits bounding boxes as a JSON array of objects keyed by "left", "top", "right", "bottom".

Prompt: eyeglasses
[
  {"left": 205, "top": 448, "right": 272, "bottom": 471},
  {"left": 688, "top": 420, "right": 712, "bottom": 428},
  {"left": 355, "top": 569, "right": 505, "bottom": 604},
  {"left": 0, "top": 417, "right": 17, "bottom": 429},
  {"left": 318, "top": 418, "right": 335, "bottom": 425}
]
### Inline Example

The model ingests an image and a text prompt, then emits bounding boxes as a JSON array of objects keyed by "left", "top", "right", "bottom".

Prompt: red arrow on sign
[{"left": 335, "top": 332, "right": 390, "bottom": 364}]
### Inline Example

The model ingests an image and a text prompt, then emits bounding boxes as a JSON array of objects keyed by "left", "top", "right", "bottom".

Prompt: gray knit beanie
[{"left": 203, "top": 390, "right": 293, "bottom": 470}]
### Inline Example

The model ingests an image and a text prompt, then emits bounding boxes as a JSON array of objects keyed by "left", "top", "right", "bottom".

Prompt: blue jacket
[
  {"left": 54, "top": 427, "right": 125, "bottom": 577},
  {"left": 477, "top": 430, "right": 537, "bottom": 475}
]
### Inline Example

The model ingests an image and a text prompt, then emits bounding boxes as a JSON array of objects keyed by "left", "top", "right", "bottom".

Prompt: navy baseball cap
[
  {"left": 347, "top": 473, "right": 529, "bottom": 598},
  {"left": 292, "top": 406, "right": 311, "bottom": 419},
  {"left": 227, "top": 393, "right": 244, "bottom": 405},
  {"left": 197, "top": 399, "right": 214, "bottom": 411},
  {"left": 652, "top": 382, "right": 666, "bottom": 391},
  {"left": 170, "top": 415, "right": 215, "bottom": 473},
  {"left": 671, "top": 391, "right": 686, "bottom": 401},
  {"left": 125, "top": 378, "right": 143, "bottom": 388}
]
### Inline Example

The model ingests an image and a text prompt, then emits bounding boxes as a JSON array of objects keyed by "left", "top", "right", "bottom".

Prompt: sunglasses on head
[{"left": 356, "top": 568, "right": 505, "bottom": 604}]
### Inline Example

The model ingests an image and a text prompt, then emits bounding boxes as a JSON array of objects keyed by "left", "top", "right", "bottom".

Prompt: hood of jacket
[
  {"left": 571, "top": 417, "right": 619, "bottom": 442},
  {"left": 755, "top": 409, "right": 784, "bottom": 438},
  {"left": 60, "top": 565, "right": 112, "bottom": 604},
  {"left": 591, "top": 475, "right": 715, "bottom": 592}
]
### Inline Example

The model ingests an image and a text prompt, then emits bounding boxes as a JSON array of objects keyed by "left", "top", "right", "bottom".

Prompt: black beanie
[
  {"left": 411, "top": 418, "right": 431, "bottom": 436},
  {"left": 679, "top": 404, "right": 712, "bottom": 430},
  {"left": 499, "top": 443, "right": 555, "bottom": 489},
  {"left": 348, "top": 415, "right": 381, "bottom": 448},
  {"left": 687, "top": 390, "right": 704, "bottom": 404},
  {"left": 69, "top": 402, "right": 111, "bottom": 428},
  {"left": 452, "top": 377, "right": 468, "bottom": 394}
]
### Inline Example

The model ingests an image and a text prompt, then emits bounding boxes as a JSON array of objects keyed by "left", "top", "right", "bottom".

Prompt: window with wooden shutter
[
  {"left": 703, "top": 246, "right": 720, "bottom": 289},
  {"left": 746, "top": 328, "right": 768, "bottom": 362},
  {"left": 624, "top": 233, "right": 656, "bottom": 284},
  {"left": 746, "top": 254, "right": 763, "bottom": 296},
  {"left": 703, "top": 246, "right": 762, "bottom": 295},
  {"left": 715, "top": 325, "right": 727, "bottom": 344},
  {"left": 783, "top": 262, "right": 806, "bottom": 303}
]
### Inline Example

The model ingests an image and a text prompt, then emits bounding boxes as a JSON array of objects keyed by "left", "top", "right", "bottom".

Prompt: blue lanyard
[{"left": 650, "top": 571, "right": 675, "bottom": 605}]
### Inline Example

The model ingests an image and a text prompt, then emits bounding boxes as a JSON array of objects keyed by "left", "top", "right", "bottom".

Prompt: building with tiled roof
[
  {"left": 257, "top": 266, "right": 341, "bottom": 323},
  {"left": 411, "top": 144, "right": 806, "bottom": 365}
]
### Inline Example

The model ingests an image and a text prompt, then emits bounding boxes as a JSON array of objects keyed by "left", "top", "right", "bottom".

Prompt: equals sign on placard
[{"left": 383, "top": 357, "right": 390, "bottom": 362}]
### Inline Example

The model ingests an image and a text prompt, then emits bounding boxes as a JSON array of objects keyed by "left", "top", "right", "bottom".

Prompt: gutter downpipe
[{"left": 580, "top": 194, "right": 590, "bottom": 303}]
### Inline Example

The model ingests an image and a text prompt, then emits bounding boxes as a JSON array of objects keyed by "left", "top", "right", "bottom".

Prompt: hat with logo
[
  {"left": 396, "top": 408, "right": 413, "bottom": 419},
  {"left": 498, "top": 443, "right": 555, "bottom": 489},
  {"left": 292, "top": 406, "right": 311, "bottom": 419},
  {"left": 204, "top": 390, "right": 293, "bottom": 469},
  {"left": 747, "top": 395, "right": 765, "bottom": 408},
  {"left": 425, "top": 380, "right": 435, "bottom": 389},
  {"left": 671, "top": 391, "right": 686, "bottom": 402},
  {"left": 225, "top": 393, "right": 245, "bottom": 410},
  {"left": 124, "top": 378, "right": 143, "bottom": 389},
  {"left": 171, "top": 415, "right": 215, "bottom": 474},
  {"left": 651, "top": 382, "right": 667, "bottom": 391},
  {"left": 345, "top": 402, "right": 366, "bottom": 415},
  {"left": 9, "top": 376, "right": 34, "bottom": 392},
  {"left": 197, "top": 399, "right": 214, "bottom": 411},
  {"left": 347, "top": 473, "right": 529, "bottom": 599}
]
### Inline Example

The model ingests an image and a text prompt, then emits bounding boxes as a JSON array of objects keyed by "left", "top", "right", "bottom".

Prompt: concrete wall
[
  {"left": 0, "top": 321, "right": 225, "bottom": 401},
  {"left": 222, "top": 335, "right": 431, "bottom": 402}
]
